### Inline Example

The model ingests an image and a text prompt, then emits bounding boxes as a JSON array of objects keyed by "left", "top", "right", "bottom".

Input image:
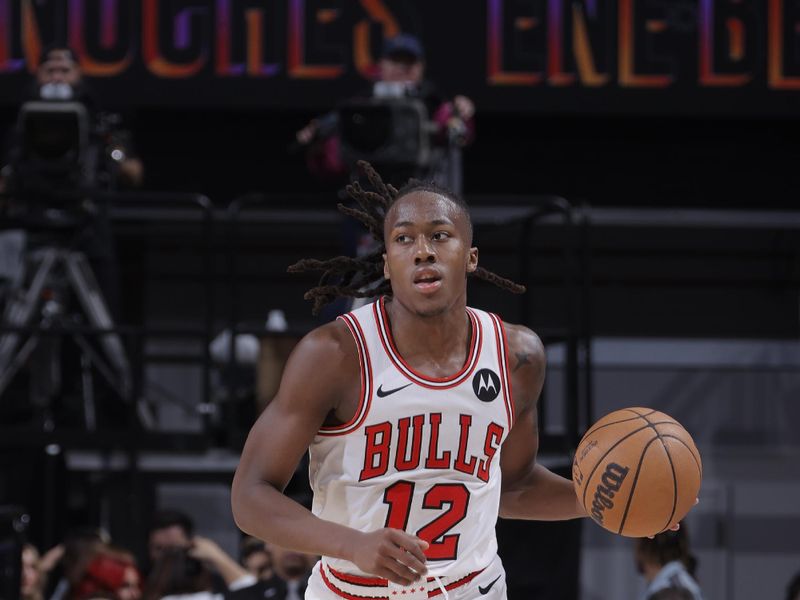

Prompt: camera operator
[
  {"left": 0, "top": 45, "right": 143, "bottom": 192},
  {"left": 295, "top": 33, "right": 475, "bottom": 187},
  {"left": 0, "top": 44, "right": 143, "bottom": 317},
  {"left": 0, "top": 45, "right": 145, "bottom": 428}
]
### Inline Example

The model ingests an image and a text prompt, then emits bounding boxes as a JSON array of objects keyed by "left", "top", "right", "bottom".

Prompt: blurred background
[{"left": 0, "top": 1, "right": 799, "bottom": 599}]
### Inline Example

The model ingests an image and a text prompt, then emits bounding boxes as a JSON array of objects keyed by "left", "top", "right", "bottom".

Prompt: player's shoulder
[
  {"left": 279, "top": 319, "right": 360, "bottom": 401},
  {"left": 499, "top": 321, "right": 546, "bottom": 412},
  {"left": 500, "top": 320, "right": 546, "bottom": 368},
  {"left": 295, "top": 318, "right": 358, "bottom": 361}
]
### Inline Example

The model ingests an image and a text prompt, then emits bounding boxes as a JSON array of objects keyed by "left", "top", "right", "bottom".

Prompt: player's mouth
[{"left": 413, "top": 269, "right": 443, "bottom": 293}]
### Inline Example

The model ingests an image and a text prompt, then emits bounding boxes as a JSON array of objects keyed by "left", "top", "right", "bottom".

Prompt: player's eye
[
  {"left": 395, "top": 234, "right": 412, "bottom": 243},
  {"left": 432, "top": 231, "right": 451, "bottom": 241}
]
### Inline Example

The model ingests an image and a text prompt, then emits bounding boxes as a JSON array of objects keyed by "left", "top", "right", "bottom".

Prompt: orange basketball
[{"left": 572, "top": 407, "right": 702, "bottom": 538}]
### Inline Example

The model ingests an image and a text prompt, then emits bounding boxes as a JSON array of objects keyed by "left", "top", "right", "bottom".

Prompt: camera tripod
[{"left": 0, "top": 244, "right": 132, "bottom": 430}]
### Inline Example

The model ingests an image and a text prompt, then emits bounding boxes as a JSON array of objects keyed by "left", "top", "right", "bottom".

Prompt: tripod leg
[
  {"left": 0, "top": 333, "right": 42, "bottom": 398},
  {"left": 0, "top": 249, "right": 58, "bottom": 388},
  {"left": 64, "top": 252, "right": 132, "bottom": 399},
  {"left": 72, "top": 333, "right": 122, "bottom": 399},
  {"left": 80, "top": 352, "right": 96, "bottom": 431}
]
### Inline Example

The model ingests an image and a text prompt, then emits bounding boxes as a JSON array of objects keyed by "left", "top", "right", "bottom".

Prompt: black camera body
[
  {"left": 3, "top": 101, "right": 110, "bottom": 230},
  {"left": 159, "top": 546, "right": 204, "bottom": 579},
  {"left": 337, "top": 96, "right": 432, "bottom": 169},
  {"left": 12, "top": 101, "right": 92, "bottom": 197}
]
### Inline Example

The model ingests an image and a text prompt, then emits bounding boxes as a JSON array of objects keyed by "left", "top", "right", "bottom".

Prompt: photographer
[
  {"left": 295, "top": 33, "right": 475, "bottom": 188},
  {"left": 147, "top": 510, "right": 256, "bottom": 597}
]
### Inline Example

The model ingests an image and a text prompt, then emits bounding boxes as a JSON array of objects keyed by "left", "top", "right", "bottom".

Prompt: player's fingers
[
  {"left": 647, "top": 521, "right": 681, "bottom": 539},
  {"left": 390, "top": 531, "right": 428, "bottom": 572},
  {"left": 372, "top": 564, "right": 412, "bottom": 586},
  {"left": 386, "top": 544, "right": 426, "bottom": 579},
  {"left": 377, "top": 556, "right": 417, "bottom": 585}
]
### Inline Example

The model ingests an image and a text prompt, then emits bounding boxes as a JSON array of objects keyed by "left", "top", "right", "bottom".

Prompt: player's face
[{"left": 383, "top": 191, "right": 477, "bottom": 317}]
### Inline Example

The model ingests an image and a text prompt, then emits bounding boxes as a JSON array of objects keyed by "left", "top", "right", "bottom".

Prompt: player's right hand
[{"left": 349, "top": 528, "right": 429, "bottom": 585}]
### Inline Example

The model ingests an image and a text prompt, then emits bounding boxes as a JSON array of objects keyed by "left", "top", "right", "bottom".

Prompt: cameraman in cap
[{"left": 295, "top": 33, "right": 475, "bottom": 188}]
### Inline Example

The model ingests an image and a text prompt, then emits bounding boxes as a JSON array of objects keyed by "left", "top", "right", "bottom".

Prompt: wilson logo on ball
[{"left": 590, "top": 462, "right": 630, "bottom": 524}]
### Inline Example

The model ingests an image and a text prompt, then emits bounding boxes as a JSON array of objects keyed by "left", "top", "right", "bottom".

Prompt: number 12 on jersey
[{"left": 383, "top": 481, "right": 471, "bottom": 561}]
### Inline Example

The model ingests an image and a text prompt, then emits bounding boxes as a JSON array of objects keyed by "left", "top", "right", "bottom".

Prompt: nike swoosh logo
[
  {"left": 478, "top": 575, "right": 501, "bottom": 595},
  {"left": 375, "top": 383, "right": 412, "bottom": 398}
]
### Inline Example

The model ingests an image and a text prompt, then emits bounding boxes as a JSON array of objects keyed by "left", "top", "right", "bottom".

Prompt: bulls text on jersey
[{"left": 359, "top": 412, "right": 505, "bottom": 483}]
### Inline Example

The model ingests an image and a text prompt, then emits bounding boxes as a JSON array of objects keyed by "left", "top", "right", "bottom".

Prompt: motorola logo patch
[{"left": 472, "top": 369, "right": 501, "bottom": 402}]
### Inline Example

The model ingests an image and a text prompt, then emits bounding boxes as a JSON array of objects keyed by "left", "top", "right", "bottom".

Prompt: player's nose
[{"left": 413, "top": 237, "right": 435, "bottom": 263}]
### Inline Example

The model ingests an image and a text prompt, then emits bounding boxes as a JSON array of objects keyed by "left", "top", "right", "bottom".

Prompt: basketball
[{"left": 572, "top": 407, "right": 702, "bottom": 538}]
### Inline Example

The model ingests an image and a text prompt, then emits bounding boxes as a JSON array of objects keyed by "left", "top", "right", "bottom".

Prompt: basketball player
[{"left": 232, "top": 162, "right": 587, "bottom": 599}]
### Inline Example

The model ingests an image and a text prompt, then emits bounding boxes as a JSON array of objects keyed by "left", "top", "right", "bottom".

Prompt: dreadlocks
[{"left": 288, "top": 161, "right": 526, "bottom": 315}]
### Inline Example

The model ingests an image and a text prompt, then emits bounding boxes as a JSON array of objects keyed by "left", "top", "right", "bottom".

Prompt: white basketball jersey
[{"left": 308, "top": 297, "right": 514, "bottom": 579}]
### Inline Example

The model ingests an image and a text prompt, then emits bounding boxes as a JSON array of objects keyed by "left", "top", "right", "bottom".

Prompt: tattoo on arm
[{"left": 513, "top": 352, "right": 531, "bottom": 373}]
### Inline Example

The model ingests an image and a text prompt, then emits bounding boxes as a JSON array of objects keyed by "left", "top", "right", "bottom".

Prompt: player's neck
[{"left": 384, "top": 297, "right": 471, "bottom": 374}]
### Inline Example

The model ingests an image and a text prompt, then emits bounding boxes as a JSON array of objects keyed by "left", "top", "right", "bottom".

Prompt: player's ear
[
  {"left": 383, "top": 253, "right": 390, "bottom": 280},
  {"left": 466, "top": 247, "right": 478, "bottom": 273}
]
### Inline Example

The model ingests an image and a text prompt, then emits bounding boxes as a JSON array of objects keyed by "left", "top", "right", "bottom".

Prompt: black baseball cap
[{"left": 382, "top": 34, "right": 424, "bottom": 61}]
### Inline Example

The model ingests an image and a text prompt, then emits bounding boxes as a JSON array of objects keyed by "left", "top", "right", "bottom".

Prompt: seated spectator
[
  {"left": 148, "top": 511, "right": 194, "bottom": 564},
  {"left": 70, "top": 547, "right": 141, "bottom": 600},
  {"left": 268, "top": 544, "right": 315, "bottom": 600},
  {"left": 634, "top": 527, "right": 704, "bottom": 600},
  {"left": 47, "top": 527, "right": 109, "bottom": 600},
  {"left": 143, "top": 547, "right": 214, "bottom": 600},
  {"left": 227, "top": 543, "right": 315, "bottom": 600},
  {"left": 239, "top": 537, "right": 273, "bottom": 581},
  {"left": 34, "top": 527, "right": 141, "bottom": 600},
  {"left": 148, "top": 510, "right": 255, "bottom": 594}
]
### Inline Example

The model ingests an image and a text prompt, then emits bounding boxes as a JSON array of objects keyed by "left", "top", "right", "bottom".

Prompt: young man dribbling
[{"left": 232, "top": 164, "right": 587, "bottom": 600}]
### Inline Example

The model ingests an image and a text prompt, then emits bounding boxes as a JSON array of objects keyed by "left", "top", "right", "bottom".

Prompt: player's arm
[
  {"left": 498, "top": 323, "right": 587, "bottom": 520},
  {"left": 231, "top": 321, "right": 428, "bottom": 584}
]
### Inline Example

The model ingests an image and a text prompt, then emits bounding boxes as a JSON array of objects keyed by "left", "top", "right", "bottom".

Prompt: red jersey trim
[
  {"left": 373, "top": 297, "right": 482, "bottom": 390},
  {"left": 428, "top": 569, "right": 484, "bottom": 597},
  {"left": 320, "top": 562, "right": 485, "bottom": 599},
  {"left": 489, "top": 313, "right": 514, "bottom": 431},
  {"left": 328, "top": 566, "right": 387, "bottom": 587},
  {"left": 320, "top": 313, "right": 373, "bottom": 436},
  {"left": 320, "top": 564, "right": 388, "bottom": 599}
]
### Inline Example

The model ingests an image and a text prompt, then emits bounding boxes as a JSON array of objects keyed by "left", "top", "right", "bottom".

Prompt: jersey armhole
[
  {"left": 318, "top": 314, "right": 373, "bottom": 436},
  {"left": 489, "top": 313, "right": 514, "bottom": 431}
]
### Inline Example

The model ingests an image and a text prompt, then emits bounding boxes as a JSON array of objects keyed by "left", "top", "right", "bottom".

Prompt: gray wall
[{"left": 547, "top": 338, "right": 800, "bottom": 600}]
